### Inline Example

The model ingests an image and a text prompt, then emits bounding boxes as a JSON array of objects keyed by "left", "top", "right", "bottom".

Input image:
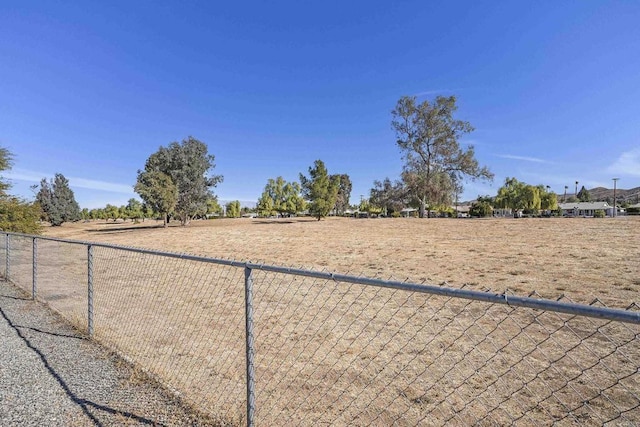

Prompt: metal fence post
[
  {"left": 88, "top": 244, "right": 94, "bottom": 337},
  {"left": 32, "top": 237, "right": 37, "bottom": 300},
  {"left": 245, "top": 266, "right": 256, "bottom": 427},
  {"left": 5, "top": 233, "right": 9, "bottom": 281}
]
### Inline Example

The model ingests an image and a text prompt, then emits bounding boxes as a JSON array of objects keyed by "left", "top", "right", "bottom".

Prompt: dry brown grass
[
  {"left": 44, "top": 216, "right": 640, "bottom": 306},
  {"left": 11, "top": 216, "right": 638, "bottom": 425}
]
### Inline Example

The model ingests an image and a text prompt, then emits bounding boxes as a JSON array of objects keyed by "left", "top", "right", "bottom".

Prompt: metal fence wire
[{"left": 2, "top": 232, "right": 639, "bottom": 426}]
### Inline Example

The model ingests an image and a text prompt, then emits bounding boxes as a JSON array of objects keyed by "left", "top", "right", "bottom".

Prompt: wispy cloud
[
  {"left": 69, "top": 178, "right": 134, "bottom": 194},
  {"left": 5, "top": 168, "right": 134, "bottom": 194},
  {"left": 497, "top": 154, "right": 551, "bottom": 164},
  {"left": 607, "top": 148, "right": 640, "bottom": 177}
]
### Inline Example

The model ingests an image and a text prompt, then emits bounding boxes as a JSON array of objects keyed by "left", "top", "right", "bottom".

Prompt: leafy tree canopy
[
  {"left": 494, "top": 178, "right": 558, "bottom": 213},
  {"left": 206, "top": 196, "right": 222, "bottom": 217},
  {"left": 0, "top": 197, "right": 42, "bottom": 234},
  {"left": 135, "top": 171, "right": 177, "bottom": 227},
  {"left": 469, "top": 200, "right": 493, "bottom": 217},
  {"left": 0, "top": 147, "right": 13, "bottom": 197},
  {"left": 392, "top": 95, "right": 493, "bottom": 217},
  {"left": 332, "top": 174, "right": 352, "bottom": 215},
  {"left": 226, "top": 200, "right": 241, "bottom": 218},
  {"left": 35, "top": 173, "right": 81, "bottom": 226},
  {"left": 577, "top": 185, "right": 591, "bottom": 202},
  {"left": 0, "top": 147, "right": 42, "bottom": 233},
  {"left": 137, "top": 136, "right": 222, "bottom": 226},
  {"left": 370, "top": 178, "right": 406, "bottom": 216},
  {"left": 257, "top": 176, "right": 305, "bottom": 217},
  {"left": 300, "top": 160, "right": 340, "bottom": 221}
]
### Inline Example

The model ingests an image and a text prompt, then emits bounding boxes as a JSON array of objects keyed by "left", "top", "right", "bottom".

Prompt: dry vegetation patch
[
  {"left": 44, "top": 216, "right": 640, "bottom": 307},
  {"left": 21, "top": 216, "right": 638, "bottom": 424}
]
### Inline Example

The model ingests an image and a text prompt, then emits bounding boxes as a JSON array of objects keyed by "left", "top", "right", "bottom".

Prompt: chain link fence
[{"left": 2, "top": 232, "right": 639, "bottom": 425}]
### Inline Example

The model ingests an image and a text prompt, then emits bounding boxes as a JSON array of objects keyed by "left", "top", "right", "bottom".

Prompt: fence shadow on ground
[{"left": 0, "top": 304, "right": 159, "bottom": 426}]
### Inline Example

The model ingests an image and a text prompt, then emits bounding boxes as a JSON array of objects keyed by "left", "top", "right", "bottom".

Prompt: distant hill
[{"left": 587, "top": 187, "right": 640, "bottom": 204}]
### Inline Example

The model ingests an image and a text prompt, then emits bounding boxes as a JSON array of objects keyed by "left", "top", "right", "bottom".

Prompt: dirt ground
[{"left": 43, "top": 215, "right": 640, "bottom": 308}]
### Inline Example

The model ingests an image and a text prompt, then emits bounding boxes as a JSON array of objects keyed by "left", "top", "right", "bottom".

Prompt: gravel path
[{"left": 0, "top": 280, "right": 222, "bottom": 426}]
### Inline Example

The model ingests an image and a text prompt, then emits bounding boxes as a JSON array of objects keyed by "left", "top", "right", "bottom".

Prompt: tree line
[
  {"left": 255, "top": 95, "right": 495, "bottom": 219},
  {"left": 2, "top": 94, "right": 537, "bottom": 230}
]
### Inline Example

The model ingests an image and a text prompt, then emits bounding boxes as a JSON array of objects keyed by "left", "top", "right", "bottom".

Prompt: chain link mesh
[
  {"left": 0, "top": 233, "right": 6, "bottom": 278},
  {"left": 4, "top": 234, "right": 34, "bottom": 296},
  {"left": 91, "top": 246, "right": 247, "bottom": 424},
  {"left": 35, "top": 238, "right": 88, "bottom": 327},
  {"left": 2, "top": 233, "right": 639, "bottom": 425}
]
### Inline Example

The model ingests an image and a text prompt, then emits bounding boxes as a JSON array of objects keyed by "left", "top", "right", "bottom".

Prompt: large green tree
[
  {"left": 134, "top": 171, "right": 177, "bottom": 227},
  {"left": 257, "top": 176, "right": 306, "bottom": 217},
  {"left": 577, "top": 186, "right": 591, "bottom": 202},
  {"left": 205, "top": 196, "right": 222, "bottom": 217},
  {"left": 104, "top": 204, "right": 121, "bottom": 222},
  {"left": 0, "top": 147, "right": 12, "bottom": 197},
  {"left": 495, "top": 178, "right": 557, "bottom": 214},
  {"left": 126, "top": 198, "right": 144, "bottom": 222},
  {"left": 332, "top": 174, "right": 352, "bottom": 216},
  {"left": 494, "top": 177, "right": 525, "bottom": 211},
  {"left": 469, "top": 199, "right": 493, "bottom": 217},
  {"left": 392, "top": 95, "right": 493, "bottom": 217},
  {"left": 136, "top": 136, "right": 223, "bottom": 226},
  {"left": 539, "top": 186, "right": 558, "bottom": 211},
  {"left": 370, "top": 178, "right": 406, "bottom": 216},
  {"left": 0, "top": 147, "right": 42, "bottom": 233},
  {"left": 0, "top": 197, "right": 42, "bottom": 234},
  {"left": 300, "top": 160, "right": 340, "bottom": 221},
  {"left": 226, "top": 200, "right": 241, "bottom": 218},
  {"left": 35, "top": 173, "right": 81, "bottom": 226}
]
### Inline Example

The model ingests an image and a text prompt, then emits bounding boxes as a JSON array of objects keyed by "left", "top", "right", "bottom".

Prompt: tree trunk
[
  {"left": 419, "top": 196, "right": 427, "bottom": 218},
  {"left": 163, "top": 213, "right": 168, "bottom": 228}
]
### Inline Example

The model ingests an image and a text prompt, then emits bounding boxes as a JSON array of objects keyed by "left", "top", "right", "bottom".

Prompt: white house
[{"left": 558, "top": 202, "right": 614, "bottom": 217}]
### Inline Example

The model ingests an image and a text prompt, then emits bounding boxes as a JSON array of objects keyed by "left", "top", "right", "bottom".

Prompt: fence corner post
[
  {"left": 32, "top": 237, "right": 37, "bottom": 300},
  {"left": 244, "top": 265, "right": 256, "bottom": 427},
  {"left": 87, "top": 244, "right": 94, "bottom": 338}
]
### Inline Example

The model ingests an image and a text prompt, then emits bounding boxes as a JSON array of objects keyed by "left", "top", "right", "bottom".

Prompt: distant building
[
  {"left": 455, "top": 204, "right": 471, "bottom": 218},
  {"left": 558, "top": 201, "right": 618, "bottom": 217},
  {"left": 493, "top": 208, "right": 514, "bottom": 218},
  {"left": 400, "top": 208, "right": 418, "bottom": 217}
]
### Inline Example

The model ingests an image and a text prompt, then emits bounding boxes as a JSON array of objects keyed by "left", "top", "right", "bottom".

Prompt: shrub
[
  {"left": 594, "top": 210, "right": 605, "bottom": 218},
  {"left": 0, "top": 198, "right": 42, "bottom": 234},
  {"left": 469, "top": 201, "right": 493, "bottom": 218}
]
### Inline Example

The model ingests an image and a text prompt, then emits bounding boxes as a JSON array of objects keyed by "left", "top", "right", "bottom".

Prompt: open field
[
  {"left": 43, "top": 216, "right": 640, "bottom": 307},
  {"left": 5, "top": 216, "right": 639, "bottom": 424}
]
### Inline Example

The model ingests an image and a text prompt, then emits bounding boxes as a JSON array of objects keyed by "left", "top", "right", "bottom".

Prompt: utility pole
[
  {"left": 575, "top": 181, "right": 579, "bottom": 199},
  {"left": 612, "top": 178, "right": 620, "bottom": 217},
  {"left": 564, "top": 186, "right": 568, "bottom": 203}
]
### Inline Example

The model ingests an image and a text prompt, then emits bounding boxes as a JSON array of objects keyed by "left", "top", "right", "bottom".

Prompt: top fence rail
[{"left": 5, "top": 231, "right": 640, "bottom": 325}]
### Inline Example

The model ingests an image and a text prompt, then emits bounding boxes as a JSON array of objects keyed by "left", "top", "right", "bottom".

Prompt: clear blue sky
[{"left": 2, "top": 1, "right": 639, "bottom": 209}]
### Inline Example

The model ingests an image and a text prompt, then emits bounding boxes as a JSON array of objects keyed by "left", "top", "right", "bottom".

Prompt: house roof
[{"left": 558, "top": 202, "right": 611, "bottom": 210}]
